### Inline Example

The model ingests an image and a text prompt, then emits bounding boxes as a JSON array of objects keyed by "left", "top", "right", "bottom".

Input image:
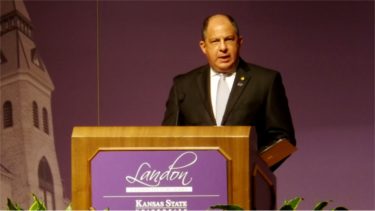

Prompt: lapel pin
[
  {"left": 237, "top": 82, "right": 244, "bottom": 87},
  {"left": 240, "top": 76, "right": 245, "bottom": 81}
]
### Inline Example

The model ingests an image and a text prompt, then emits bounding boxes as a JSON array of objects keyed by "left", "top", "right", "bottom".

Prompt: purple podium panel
[{"left": 91, "top": 150, "right": 228, "bottom": 210}]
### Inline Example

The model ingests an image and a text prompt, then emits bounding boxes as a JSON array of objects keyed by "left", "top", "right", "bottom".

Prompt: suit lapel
[
  {"left": 196, "top": 66, "right": 216, "bottom": 124},
  {"left": 222, "top": 61, "right": 252, "bottom": 124}
]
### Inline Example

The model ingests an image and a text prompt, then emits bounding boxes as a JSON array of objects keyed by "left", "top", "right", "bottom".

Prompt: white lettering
[
  {"left": 135, "top": 199, "right": 188, "bottom": 210},
  {"left": 165, "top": 199, "right": 187, "bottom": 207},
  {"left": 135, "top": 199, "right": 165, "bottom": 208},
  {"left": 125, "top": 152, "right": 197, "bottom": 187}
]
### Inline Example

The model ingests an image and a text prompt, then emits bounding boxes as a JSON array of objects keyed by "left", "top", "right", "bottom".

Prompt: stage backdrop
[{"left": 24, "top": 1, "right": 374, "bottom": 209}]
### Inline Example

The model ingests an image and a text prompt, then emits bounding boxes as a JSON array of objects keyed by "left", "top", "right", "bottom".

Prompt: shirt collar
[
  {"left": 210, "top": 67, "right": 236, "bottom": 77},
  {"left": 209, "top": 60, "right": 239, "bottom": 77}
]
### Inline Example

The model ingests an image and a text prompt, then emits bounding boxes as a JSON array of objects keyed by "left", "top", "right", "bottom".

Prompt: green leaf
[
  {"left": 28, "top": 194, "right": 46, "bottom": 210},
  {"left": 280, "top": 204, "right": 294, "bottom": 210},
  {"left": 314, "top": 201, "right": 329, "bottom": 210},
  {"left": 333, "top": 206, "right": 349, "bottom": 210},
  {"left": 210, "top": 204, "right": 244, "bottom": 210},
  {"left": 281, "top": 197, "right": 303, "bottom": 210},
  {"left": 7, "top": 198, "right": 23, "bottom": 210}
]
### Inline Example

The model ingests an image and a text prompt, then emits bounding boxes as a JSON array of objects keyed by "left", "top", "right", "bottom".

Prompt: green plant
[
  {"left": 280, "top": 197, "right": 348, "bottom": 210},
  {"left": 6, "top": 194, "right": 109, "bottom": 211},
  {"left": 210, "top": 204, "right": 244, "bottom": 210},
  {"left": 7, "top": 194, "right": 46, "bottom": 210},
  {"left": 210, "top": 196, "right": 349, "bottom": 210}
]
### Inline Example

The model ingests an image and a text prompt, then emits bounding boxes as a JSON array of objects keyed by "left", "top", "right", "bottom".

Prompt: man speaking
[{"left": 162, "top": 14, "right": 296, "bottom": 169}]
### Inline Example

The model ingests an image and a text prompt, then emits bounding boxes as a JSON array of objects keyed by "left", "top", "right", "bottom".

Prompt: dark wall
[{"left": 25, "top": 1, "right": 374, "bottom": 209}]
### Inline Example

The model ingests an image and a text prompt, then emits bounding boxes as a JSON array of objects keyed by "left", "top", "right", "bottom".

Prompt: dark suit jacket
[{"left": 162, "top": 59, "right": 296, "bottom": 152}]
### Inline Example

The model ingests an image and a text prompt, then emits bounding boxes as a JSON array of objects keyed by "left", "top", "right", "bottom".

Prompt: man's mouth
[
  {"left": 218, "top": 55, "right": 230, "bottom": 62},
  {"left": 218, "top": 55, "right": 230, "bottom": 60}
]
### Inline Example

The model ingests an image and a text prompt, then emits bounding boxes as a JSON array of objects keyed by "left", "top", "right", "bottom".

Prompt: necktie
[{"left": 216, "top": 74, "right": 230, "bottom": 126}]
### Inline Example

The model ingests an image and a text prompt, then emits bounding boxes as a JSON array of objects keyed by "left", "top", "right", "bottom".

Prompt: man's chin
[{"left": 215, "top": 64, "right": 235, "bottom": 73}]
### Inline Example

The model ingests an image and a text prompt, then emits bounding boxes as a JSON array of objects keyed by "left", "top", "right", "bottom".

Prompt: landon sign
[{"left": 91, "top": 150, "right": 228, "bottom": 210}]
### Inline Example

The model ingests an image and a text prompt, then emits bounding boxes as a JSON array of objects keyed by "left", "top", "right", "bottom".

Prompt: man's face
[{"left": 200, "top": 16, "right": 243, "bottom": 73}]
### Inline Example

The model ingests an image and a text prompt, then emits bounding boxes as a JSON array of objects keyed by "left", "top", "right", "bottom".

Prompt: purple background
[
  {"left": 91, "top": 150, "right": 227, "bottom": 210},
  {"left": 24, "top": 1, "right": 374, "bottom": 209}
]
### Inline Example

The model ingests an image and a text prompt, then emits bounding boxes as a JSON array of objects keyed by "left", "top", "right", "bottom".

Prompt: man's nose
[{"left": 219, "top": 40, "right": 228, "bottom": 51}]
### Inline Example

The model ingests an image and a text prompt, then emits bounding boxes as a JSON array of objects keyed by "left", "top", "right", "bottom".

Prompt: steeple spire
[
  {"left": 1, "top": 0, "right": 54, "bottom": 91},
  {"left": 1, "top": 0, "right": 33, "bottom": 38}
]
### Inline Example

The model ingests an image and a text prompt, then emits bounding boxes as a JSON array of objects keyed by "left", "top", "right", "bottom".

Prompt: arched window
[
  {"left": 42, "top": 108, "right": 49, "bottom": 134},
  {"left": 3, "top": 101, "right": 13, "bottom": 128},
  {"left": 33, "top": 101, "right": 39, "bottom": 128},
  {"left": 38, "top": 157, "right": 55, "bottom": 209}
]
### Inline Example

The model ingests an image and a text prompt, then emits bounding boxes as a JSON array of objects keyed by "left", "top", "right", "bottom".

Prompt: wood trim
[{"left": 72, "top": 126, "right": 256, "bottom": 209}]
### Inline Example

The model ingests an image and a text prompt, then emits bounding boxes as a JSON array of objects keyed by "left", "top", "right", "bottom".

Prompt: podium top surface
[{"left": 72, "top": 126, "right": 251, "bottom": 138}]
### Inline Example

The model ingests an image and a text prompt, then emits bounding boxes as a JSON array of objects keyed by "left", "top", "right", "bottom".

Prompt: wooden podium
[{"left": 71, "top": 126, "right": 276, "bottom": 210}]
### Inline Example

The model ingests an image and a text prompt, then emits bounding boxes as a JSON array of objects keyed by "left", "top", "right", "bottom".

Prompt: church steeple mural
[{"left": 0, "top": 0, "right": 65, "bottom": 209}]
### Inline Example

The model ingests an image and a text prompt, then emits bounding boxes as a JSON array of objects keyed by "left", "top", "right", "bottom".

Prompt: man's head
[{"left": 199, "top": 14, "right": 243, "bottom": 73}]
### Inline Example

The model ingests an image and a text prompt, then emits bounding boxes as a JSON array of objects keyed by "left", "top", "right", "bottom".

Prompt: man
[{"left": 162, "top": 14, "right": 295, "bottom": 168}]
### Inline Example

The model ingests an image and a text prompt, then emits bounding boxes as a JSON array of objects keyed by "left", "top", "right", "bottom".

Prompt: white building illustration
[{"left": 0, "top": 0, "right": 65, "bottom": 209}]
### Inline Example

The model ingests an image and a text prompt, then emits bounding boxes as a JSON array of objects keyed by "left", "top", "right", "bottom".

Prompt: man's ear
[
  {"left": 238, "top": 36, "right": 244, "bottom": 47},
  {"left": 199, "top": 40, "right": 207, "bottom": 54}
]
